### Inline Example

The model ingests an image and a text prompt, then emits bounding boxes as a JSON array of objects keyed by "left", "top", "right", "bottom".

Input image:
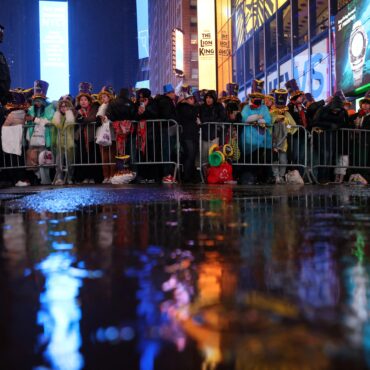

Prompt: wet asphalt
[{"left": 1, "top": 184, "right": 370, "bottom": 370}]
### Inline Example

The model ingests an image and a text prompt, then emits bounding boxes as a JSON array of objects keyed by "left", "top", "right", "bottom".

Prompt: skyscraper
[{"left": 148, "top": 0, "right": 199, "bottom": 94}]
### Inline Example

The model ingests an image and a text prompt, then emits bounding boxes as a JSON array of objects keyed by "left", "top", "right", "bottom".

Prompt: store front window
[
  {"left": 277, "top": 3, "right": 291, "bottom": 60},
  {"left": 293, "top": 0, "right": 309, "bottom": 48},
  {"left": 265, "top": 17, "right": 277, "bottom": 68}
]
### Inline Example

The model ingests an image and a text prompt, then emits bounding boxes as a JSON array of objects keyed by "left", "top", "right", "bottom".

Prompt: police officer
[{"left": 0, "top": 23, "right": 11, "bottom": 124}]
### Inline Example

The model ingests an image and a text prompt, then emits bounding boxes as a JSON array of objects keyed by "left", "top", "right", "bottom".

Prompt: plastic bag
[
  {"left": 207, "top": 162, "right": 233, "bottom": 184},
  {"left": 28, "top": 124, "right": 46, "bottom": 146},
  {"left": 38, "top": 150, "right": 54, "bottom": 165},
  {"left": 96, "top": 121, "right": 112, "bottom": 146}
]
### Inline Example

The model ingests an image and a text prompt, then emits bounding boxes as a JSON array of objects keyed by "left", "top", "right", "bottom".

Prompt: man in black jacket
[
  {"left": 0, "top": 24, "right": 11, "bottom": 125},
  {"left": 155, "top": 83, "right": 178, "bottom": 183},
  {"left": 133, "top": 88, "right": 161, "bottom": 182},
  {"left": 106, "top": 88, "right": 135, "bottom": 122},
  {"left": 177, "top": 92, "right": 199, "bottom": 183},
  {"left": 313, "top": 94, "right": 350, "bottom": 182}
]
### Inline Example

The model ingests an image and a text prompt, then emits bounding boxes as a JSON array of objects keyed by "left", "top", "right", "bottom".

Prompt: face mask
[{"left": 252, "top": 99, "right": 261, "bottom": 106}]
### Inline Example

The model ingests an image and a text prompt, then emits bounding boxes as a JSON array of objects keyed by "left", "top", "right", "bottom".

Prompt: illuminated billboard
[
  {"left": 136, "top": 0, "right": 149, "bottom": 59},
  {"left": 217, "top": 0, "right": 233, "bottom": 93},
  {"left": 39, "top": 1, "right": 69, "bottom": 100},
  {"left": 172, "top": 28, "right": 184, "bottom": 76},
  {"left": 198, "top": 0, "right": 217, "bottom": 90},
  {"left": 335, "top": 0, "right": 370, "bottom": 92}
]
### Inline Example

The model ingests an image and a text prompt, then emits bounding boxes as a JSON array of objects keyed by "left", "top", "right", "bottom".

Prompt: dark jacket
[
  {"left": 0, "top": 52, "right": 10, "bottom": 105},
  {"left": 106, "top": 97, "right": 135, "bottom": 121},
  {"left": 288, "top": 102, "right": 307, "bottom": 126},
  {"left": 352, "top": 111, "right": 370, "bottom": 130},
  {"left": 176, "top": 102, "right": 199, "bottom": 140},
  {"left": 155, "top": 94, "right": 177, "bottom": 121},
  {"left": 134, "top": 97, "right": 159, "bottom": 121},
  {"left": 313, "top": 99, "right": 349, "bottom": 130},
  {"left": 306, "top": 100, "right": 325, "bottom": 130},
  {"left": 199, "top": 92, "right": 226, "bottom": 141},
  {"left": 76, "top": 102, "right": 100, "bottom": 142}
]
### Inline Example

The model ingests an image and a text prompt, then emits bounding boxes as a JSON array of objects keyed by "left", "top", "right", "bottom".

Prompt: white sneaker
[
  {"left": 89, "top": 179, "right": 95, "bottom": 184},
  {"left": 15, "top": 180, "right": 30, "bottom": 187},
  {"left": 54, "top": 179, "right": 64, "bottom": 186},
  {"left": 102, "top": 178, "right": 110, "bottom": 184},
  {"left": 82, "top": 179, "right": 89, "bottom": 184}
]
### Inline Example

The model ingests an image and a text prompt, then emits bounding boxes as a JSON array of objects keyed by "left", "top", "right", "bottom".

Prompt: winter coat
[
  {"left": 199, "top": 102, "right": 226, "bottom": 141},
  {"left": 271, "top": 110, "right": 297, "bottom": 152},
  {"left": 306, "top": 100, "right": 325, "bottom": 130},
  {"left": 313, "top": 99, "right": 350, "bottom": 155},
  {"left": 176, "top": 101, "right": 199, "bottom": 140},
  {"left": 26, "top": 103, "right": 56, "bottom": 148},
  {"left": 313, "top": 101, "right": 349, "bottom": 131},
  {"left": 51, "top": 102, "right": 76, "bottom": 151},
  {"left": 134, "top": 98, "right": 159, "bottom": 121},
  {"left": 288, "top": 102, "right": 307, "bottom": 127},
  {"left": 106, "top": 97, "right": 136, "bottom": 121},
  {"left": 76, "top": 102, "right": 99, "bottom": 142},
  {"left": 155, "top": 95, "right": 177, "bottom": 121}
]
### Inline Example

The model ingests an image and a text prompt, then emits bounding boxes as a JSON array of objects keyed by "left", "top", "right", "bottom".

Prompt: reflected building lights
[{"left": 36, "top": 252, "right": 84, "bottom": 370}]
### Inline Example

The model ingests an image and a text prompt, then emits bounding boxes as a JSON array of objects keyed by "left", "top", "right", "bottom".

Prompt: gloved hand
[{"left": 76, "top": 114, "right": 84, "bottom": 123}]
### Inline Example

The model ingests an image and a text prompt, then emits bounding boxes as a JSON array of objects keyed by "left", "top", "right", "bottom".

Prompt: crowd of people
[{"left": 0, "top": 76, "right": 370, "bottom": 187}]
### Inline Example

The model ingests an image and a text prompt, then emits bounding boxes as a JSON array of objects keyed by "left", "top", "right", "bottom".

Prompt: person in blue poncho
[{"left": 239, "top": 79, "right": 272, "bottom": 184}]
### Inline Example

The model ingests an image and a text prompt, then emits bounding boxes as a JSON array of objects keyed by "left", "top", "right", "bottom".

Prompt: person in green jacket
[
  {"left": 51, "top": 97, "right": 76, "bottom": 185},
  {"left": 25, "top": 80, "right": 55, "bottom": 185}
]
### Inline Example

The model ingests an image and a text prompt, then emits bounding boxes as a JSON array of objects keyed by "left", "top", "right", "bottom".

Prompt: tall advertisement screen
[
  {"left": 136, "top": 0, "right": 149, "bottom": 59},
  {"left": 335, "top": 0, "right": 370, "bottom": 92},
  {"left": 198, "top": 0, "right": 217, "bottom": 90},
  {"left": 173, "top": 29, "right": 184, "bottom": 76},
  {"left": 39, "top": 1, "right": 69, "bottom": 100}
]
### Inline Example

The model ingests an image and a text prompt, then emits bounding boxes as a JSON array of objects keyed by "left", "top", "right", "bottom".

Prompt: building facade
[
  {"left": 148, "top": 0, "right": 199, "bottom": 94},
  {"left": 218, "top": 0, "right": 369, "bottom": 102}
]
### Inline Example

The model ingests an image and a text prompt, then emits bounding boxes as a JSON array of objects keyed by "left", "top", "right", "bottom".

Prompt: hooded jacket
[
  {"left": 51, "top": 99, "right": 76, "bottom": 150},
  {"left": 106, "top": 96, "right": 136, "bottom": 121},
  {"left": 313, "top": 97, "right": 349, "bottom": 130},
  {"left": 176, "top": 101, "right": 199, "bottom": 140},
  {"left": 199, "top": 91, "right": 226, "bottom": 141}
]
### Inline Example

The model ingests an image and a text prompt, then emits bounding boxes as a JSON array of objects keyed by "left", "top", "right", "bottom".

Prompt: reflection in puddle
[
  {"left": 36, "top": 253, "right": 83, "bottom": 370},
  {"left": 1, "top": 187, "right": 370, "bottom": 369}
]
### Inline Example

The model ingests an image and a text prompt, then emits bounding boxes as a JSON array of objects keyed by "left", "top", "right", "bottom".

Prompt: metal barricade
[
  {"left": 0, "top": 123, "right": 58, "bottom": 179},
  {"left": 310, "top": 127, "right": 370, "bottom": 183},
  {"left": 66, "top": 119, "right": 181, "bottom": 181},
  {"left": 199, "top": 122, "right": 309, "bottom": 183}
]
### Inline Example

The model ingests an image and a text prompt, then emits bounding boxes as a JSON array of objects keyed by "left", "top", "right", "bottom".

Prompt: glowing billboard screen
[
  {"left": 335, "top": 0, "right": 370, "bottom": 92},
  {"left": 39, "top": 1, "right": 69, "bottom": 100},
  {"left": 136, "top": 0, "right": 149, "bottom": 59},
  {"left": 172, "top": 29, "right": 184, "bottom": 76},
  {"left": 197, "top": 0, "right": 217, "bottom": 90}
]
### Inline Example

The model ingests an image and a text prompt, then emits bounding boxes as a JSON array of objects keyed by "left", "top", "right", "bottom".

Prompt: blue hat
[{"left": 163, "top": 83, "right": 175, "bottom": 94}]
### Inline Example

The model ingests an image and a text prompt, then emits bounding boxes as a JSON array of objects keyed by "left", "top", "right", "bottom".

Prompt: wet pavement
[{"left": 1, "top": 184, "right": 370, "bottom": 369}]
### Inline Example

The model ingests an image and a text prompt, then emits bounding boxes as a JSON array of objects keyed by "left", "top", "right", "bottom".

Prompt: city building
[
  {"left": 218, "top": 0, "right": 369, "bottom": 102},
  {"left": 148, "top": 0, "right": 199, "bottom": 94}
]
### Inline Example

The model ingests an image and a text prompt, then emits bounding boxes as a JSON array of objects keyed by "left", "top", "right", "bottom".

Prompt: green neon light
[
  {"left": 353, "top": 232, "right": 366, "bottom": 263},
  {"left": 354, "top": 83, "right": 370, "bottom": 95}
]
